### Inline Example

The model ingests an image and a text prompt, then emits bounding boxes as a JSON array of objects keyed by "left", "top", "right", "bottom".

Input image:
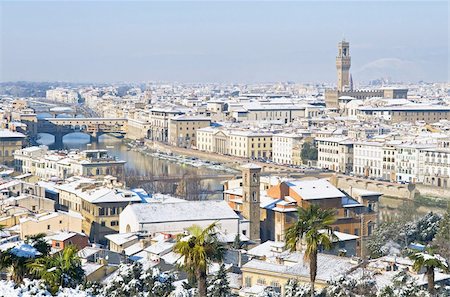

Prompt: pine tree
[
  {"left": 207, "top": 264, "right": 231, "bottom": 297},
  {"left": 258, "top": 287, "right": 281, "bottom": 297},
  {"left": 284, "top": 279, "right": 312, "bottom": 297},
  {"left": 232, "top": 234, "right": 242, "bottom": 250},
  {"left": 377, "top": 271, "right": 430, "bottom": 297},
  {"left": 433, "top": 205, "right": 450, "bottom": 262}
]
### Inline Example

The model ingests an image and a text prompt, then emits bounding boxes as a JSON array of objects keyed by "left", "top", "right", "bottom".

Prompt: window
[
  {"left": 59, "top": 220, "right": 62, "bottom": 224},
  {"left": 344, "top": 209, "right": 350, "bottom": 217},
  {"left": 252, "top": 191, "right": 257, "bottom": 202},
  {"left": 100, "top": 221, "right": 106, "bottom": 227},
  {"left": 55, "top": 242, "right": 60, "bottom": 247},
  {"left": 47, "top": 225, "right": 50, "bottom": 230},
  {"left": 368, "top": 222, "right": 375, "bottom": 236},
  {"left": 245, "top": 277, "right": 252, "bottom": 287},
  {"left": 270, "top": 281, "right": 281, "bottom": 289},
  {"left": 111, "top": 221, "right": 119, "bottom": 226},
  {"left": 99, "top": 208, "right": 106, "bottom": 216},
  {"left": 354, "top": 228, "right": 359, "bottom": 236}
]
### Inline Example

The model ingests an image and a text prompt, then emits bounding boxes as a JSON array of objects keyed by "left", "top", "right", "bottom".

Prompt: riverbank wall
[{"left": 330, "top": 174, "right": 416, "bottom": 200}]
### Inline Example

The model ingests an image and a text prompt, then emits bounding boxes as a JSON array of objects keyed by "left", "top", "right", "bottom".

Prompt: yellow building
[
  {"left": 241, "top": 245, "right": 357, "bottom": 295},
  {"left": 196, "top": 127, "right": 230, "bottom": 154},
  {"left": 80, "top": 188, "right": 142, "bottom": 245},
  {"left": 168, "top": 115, "right": 211, "bottom": 148},
  {"left": 20, "top": 210, "right": 83, "bottom": 239},
  {"left": 197, "top": 127, "right": 273, "bottom": 159},
  {"left": 54, "top": 178, "right": 142, "bottom": 245},
  {"left": 0, "top": 129, "right": 25, "bottom": 165},
  {"left": 229, "top": 130, "right": 273, "bottom": 159}
]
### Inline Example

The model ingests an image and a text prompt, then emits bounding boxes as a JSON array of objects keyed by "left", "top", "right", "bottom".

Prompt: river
[
  {"left": 35, "top": 132, "right": 443, "bottom": 218},
  {"left": 36, "top": 132, "right": 227, "bottom": 200}
]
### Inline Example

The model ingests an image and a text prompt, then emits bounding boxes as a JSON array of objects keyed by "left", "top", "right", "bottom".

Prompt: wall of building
[
  {"left": 330, "top": 174, "right": 416, "bottom": 200},
  {"left": 121, "top": 217, "right": 239, "bottom": 237},
  {"left": 20, "top": 212, "right": 83, "bottom": 239}
]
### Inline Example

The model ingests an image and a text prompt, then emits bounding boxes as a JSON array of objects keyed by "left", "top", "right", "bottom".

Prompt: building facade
[
  {"left": 168, "top": 115, "right": 211, "bottom": 148},
  {"left": 317, "top": 137, "right": 353, "bottom": 174},
  {"left": 272, "top": 134, "right": 302, "bottom": 165}
]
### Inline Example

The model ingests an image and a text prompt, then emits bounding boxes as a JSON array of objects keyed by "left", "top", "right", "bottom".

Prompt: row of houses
[{"left": 317, "top": 137, "right": 450, "bottom": 187}]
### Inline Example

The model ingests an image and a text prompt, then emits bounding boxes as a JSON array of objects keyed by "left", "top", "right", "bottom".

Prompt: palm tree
[
  {"left": 26, "top": 233, "right": 51, "bottom": 256},
  {"left": 285, "top": 204, "right": 336, "bottom": 296},
  {"left": 409, "top": 251, "right": 449, "bottom": 295},
  {"left": 174, "top": 222, "right": 225, "bottom": 297},
  {"left": 28, "top": 245, "right": 85, "bottom": 294}
]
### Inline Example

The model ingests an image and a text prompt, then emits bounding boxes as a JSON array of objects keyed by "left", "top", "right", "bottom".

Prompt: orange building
[
  {"left": 225, "top": 175, "right": 381, "bottom": 257},
  {"left": 51, "top": 232, "right": 89, "bottom": 251}
]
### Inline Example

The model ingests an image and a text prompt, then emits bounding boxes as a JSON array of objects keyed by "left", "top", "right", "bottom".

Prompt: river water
[
  {"left": 35, "top": 133, "right": 442, "bottom": 218},
  {"left": 36, "top": 132, "right": 226, "bottom": 200}
]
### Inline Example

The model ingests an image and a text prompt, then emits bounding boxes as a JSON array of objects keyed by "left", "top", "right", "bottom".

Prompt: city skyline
[{"left": 1, "top": 1, "right": 448, "bottom": 83}]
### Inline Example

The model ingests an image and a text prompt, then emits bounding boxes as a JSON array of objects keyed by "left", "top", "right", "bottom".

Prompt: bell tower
[
  {"left": 241, "top": 163, "right": 261, "bottom": 242},
  {"left": 336, "top": 40, "right": 351, "bottom": 92}
]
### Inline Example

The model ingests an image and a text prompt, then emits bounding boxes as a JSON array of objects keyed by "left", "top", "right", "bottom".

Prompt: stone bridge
[{"left": 34, "top": 118, "right": 128, "bottom": 147}]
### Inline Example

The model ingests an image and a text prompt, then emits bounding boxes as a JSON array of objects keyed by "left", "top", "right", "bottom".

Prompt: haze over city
[
  {"left": 1, "top": 1, "right": 448, "bottom": 83},
  {"left": 1, "top": 1, "right": 450, "bottom": 297}
]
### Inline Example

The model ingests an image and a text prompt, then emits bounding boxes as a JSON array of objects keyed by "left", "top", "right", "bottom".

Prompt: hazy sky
[{"left": 0, "top": 1, "right": 448, "bottom": 84}]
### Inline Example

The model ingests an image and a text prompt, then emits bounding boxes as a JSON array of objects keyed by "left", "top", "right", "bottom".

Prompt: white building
[
  {"left": 14, "top": 147, "right": 126, "bottom": 181},
  {"left": 119, "top": 200, "right": 240, "bottom": 237},
  {"left": 353, "top": 141, "right": 384, "bottom": 179},
  {"left": 272, "top": 134, "right": 302, "bottom": 165},
  {"left": 317, "top": 137, "right": 353, "bottom": 173},
  {"left": 46, "top": 88, "right": 79, "bottom": 104},
  {"left": 228, "top": 102, "right": 306, "bottom": 123},
  {"left": 419, "top": 147, "right": 450, "bottom": 188},
  {"left": 396, "top": 143, "right": 434, "bottom": 183}
]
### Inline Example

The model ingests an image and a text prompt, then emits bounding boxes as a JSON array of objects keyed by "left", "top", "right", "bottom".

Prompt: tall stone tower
[
  {"left": 241, "top": 163, "right": 261, "bottom": 242},
  {"left": 336, "top": 40, "right": 351, "bottom": 92}
]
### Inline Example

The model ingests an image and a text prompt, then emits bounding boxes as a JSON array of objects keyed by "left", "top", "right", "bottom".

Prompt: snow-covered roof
[
  {"left": 244, "top": 252, "right": 355, "bottom": 282},
  {"left": 160, "top": 251, "right": 182, "bottom": 265},
  {"left": 286, "top": 179, "right": 346, "bottom": 200},
  {"left": 10, "top": 244, "right": 41, "bottom": 258},
  {"left": 247, "top": 240, "right": 283, "bottom": 258},
  {"left": 123, "top": 242, "right": 144, "bottom": 256},
  {"left": 82, "top": 262, "right": 103, "bottom": 276},
  {"left": 104, "top": 233, "right": 138, "bottom": 246},
  {"left": 144, "top": 241, "right": 174, "bottom": 256},
  {"left": 0, "top": 129, "right": 26, "bottom": 138},
  {"left": 217, "top": 232, "right": 249, "bottom": 243},
  {"left": 126, "top": 200, "right": 239, "bottom": 224},
  {"left": 50, "top": 232, "right": 79, "bottom": 242}
]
